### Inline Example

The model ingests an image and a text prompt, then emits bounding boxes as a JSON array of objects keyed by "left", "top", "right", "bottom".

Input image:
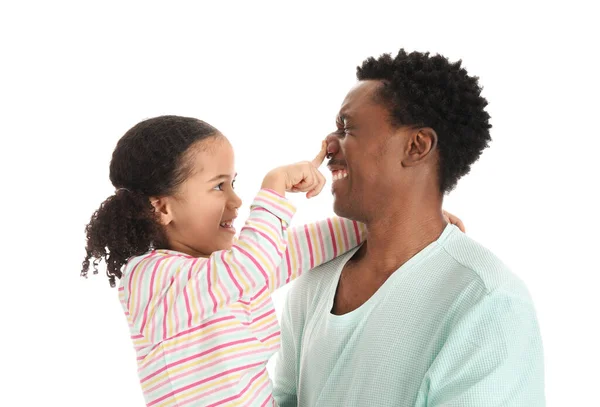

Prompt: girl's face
[{"left": 154, "top": 135, "right": 242, "bottom": 257}]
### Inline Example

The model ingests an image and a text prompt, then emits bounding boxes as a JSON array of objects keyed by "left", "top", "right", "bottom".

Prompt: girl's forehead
[{"left": 189, "top": 136, "right": 236, "bottom": 177}]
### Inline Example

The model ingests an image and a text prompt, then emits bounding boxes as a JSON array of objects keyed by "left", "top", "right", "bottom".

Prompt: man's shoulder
[{"left": 440, "top": 226, "right": 530, "bottom": 299}]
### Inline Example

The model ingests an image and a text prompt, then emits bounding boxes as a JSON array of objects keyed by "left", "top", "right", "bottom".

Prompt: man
[{"left": 273, "top": 50, "right": 545, "bottom": 406}]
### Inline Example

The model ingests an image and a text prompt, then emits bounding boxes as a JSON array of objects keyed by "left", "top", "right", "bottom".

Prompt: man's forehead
[{"left": 339, "top": 80, "right": 382, "bottom": 116}]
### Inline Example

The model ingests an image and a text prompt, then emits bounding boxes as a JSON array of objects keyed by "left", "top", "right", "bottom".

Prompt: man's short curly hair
[{"left": 357, "top": 49, "right": 492, "bottom": 193}]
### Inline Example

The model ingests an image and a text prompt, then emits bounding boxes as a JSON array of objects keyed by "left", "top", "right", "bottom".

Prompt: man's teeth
[{"left": 332, "top": 170, "right": 348, "bottom": 181}]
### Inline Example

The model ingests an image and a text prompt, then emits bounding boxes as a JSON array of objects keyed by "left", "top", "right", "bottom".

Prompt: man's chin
[{"left": 333, "top": 199, "right": 354, "bottom": 220}]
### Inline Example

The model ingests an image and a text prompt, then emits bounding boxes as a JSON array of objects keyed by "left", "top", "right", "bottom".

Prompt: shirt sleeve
[
  {"left": 416, "top": 289, "right": 546, "bottom": 406},
  {"left": 122, "top": 188, "right": 296, "bottom": 343},
  {"left": 268, "top": 217, "right": 367, "bottom": 292}
]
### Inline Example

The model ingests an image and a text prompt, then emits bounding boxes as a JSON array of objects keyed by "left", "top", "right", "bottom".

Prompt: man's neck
[{"left": 354, "top": 200, "right": 447, "bottom": 277}]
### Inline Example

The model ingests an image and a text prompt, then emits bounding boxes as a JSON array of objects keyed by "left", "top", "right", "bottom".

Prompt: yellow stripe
[
  {"left": 140, "top": 319, "right": 241, "bottom": 367},
  {"left": 229, "top": 256, "right": 251, "bottom": 295},
  {"left": 141, "top": 341, "right": 264, "bottom": 390},
  {"left": 332, "top": 217, "right": 345, "bottom": 252},
  {"left": 236, "top": 241, "right": 270, "bottom": 278},
  {"left": 145, "top": 258, "right": 169, "bottom": 339},
  {"left": 167, "top": 264, "right": 177, "bottom": 339},
  {"left": 187, "top": 261, "right": 202, "bottom": 326},
  {"left": 308, "top": 223, "right": 322, "bottom": 269},
  {"left": 288, "top": 228, "right": 300, "bottom": 281},
  {"left": 248, "top": 219, "right": 280, "bottom": 248},
  {"left": 235, "top": 370, "right": 270, "bottom": 406},
  {"left": 210, "top": 257, "right": 226, "bottom": 313},
  {"left": 128, "top": 256, "right": 153, "bottom": 324},
  {"left": 153, "top": 372, "right": 243, "bottom": 407}
]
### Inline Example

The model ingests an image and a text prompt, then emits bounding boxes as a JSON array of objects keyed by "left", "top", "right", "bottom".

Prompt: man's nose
[{"left": 325, "top": 133, "right": 341, "bottom": 157}]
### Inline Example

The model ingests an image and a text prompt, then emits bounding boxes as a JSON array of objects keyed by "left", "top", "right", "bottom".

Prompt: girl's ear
[{"left": 150, "top": 196, "right": 174, "bottom": 226}]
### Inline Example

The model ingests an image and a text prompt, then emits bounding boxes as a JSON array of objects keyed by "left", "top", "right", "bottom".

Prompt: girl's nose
[{"left": 230, "top": 192, "right": 242, "bottom": 210}]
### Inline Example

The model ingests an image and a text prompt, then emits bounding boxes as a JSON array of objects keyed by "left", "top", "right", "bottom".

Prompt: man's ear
[
  {"left": 401, "top": 127, "right": 438, "bottom": 167},
  {"left": 150, "top": 196, "right": 174, "bottom": 226}
]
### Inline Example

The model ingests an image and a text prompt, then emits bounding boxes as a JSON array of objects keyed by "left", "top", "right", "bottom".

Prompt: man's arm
[{"left": 416, "top": 289, "right": 545, "bottom": 406}]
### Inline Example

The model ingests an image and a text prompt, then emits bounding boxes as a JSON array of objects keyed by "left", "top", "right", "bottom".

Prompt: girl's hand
[{"left": 262, "top": 141, "right": 327, "bottom": 198}]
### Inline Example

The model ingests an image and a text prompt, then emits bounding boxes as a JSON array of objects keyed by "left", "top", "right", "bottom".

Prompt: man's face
[{"left": 325, "top": 80, "right": 412, "bottom": 222}]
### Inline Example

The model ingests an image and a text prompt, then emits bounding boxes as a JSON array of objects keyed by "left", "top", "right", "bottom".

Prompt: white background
[{"left": 1, "top": 1, "right": 598, "bottom": 406}]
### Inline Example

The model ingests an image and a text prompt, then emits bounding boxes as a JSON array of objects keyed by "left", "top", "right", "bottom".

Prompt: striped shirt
[{"left": 118, "top": 189, "right": 366, "bottom": 407}]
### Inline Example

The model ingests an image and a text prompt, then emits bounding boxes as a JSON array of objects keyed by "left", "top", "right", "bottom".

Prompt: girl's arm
[
  {"left": 267, "top": 217, "right": 367, "bottom": 291},
  {"left": 121, "top": 188, "right": 296, "bottom": 343}
]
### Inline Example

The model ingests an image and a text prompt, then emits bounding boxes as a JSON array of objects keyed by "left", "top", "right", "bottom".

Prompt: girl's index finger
[{"left": 312, "top": 140, "right": 328, "bottom": 167}]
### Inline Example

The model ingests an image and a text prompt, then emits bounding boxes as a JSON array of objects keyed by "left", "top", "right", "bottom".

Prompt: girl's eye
[
  {"left": 231, "top": 179, "right": 236, "bottom": 189},
  {"left": 213, "top": 182, "right": 225, "bottom": 191}
]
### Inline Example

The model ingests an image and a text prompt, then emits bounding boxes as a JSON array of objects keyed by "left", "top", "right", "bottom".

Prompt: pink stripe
[
  {"left": 127, "top": 252, "right": 155, "bottom": 311},
  {"left": 145, "top": 345, "right": 270, "bottom": 394},
  {"left": 177, "top": 381, "right": 238, "bottom": 407},
  {"left": 205, "top": 369, "right": 264, "bottom": 407},
  {"left": 327, "top": 218, "right": 338, "bottom": 257},
  {"left": 353, "top": 220, "right": 361, "bottom": 244},
  {"left": 292, "top": 228, "right": 303, "bottom": 277},
  {"left": 141, "top": 337, "right": 256, "bottom": 382},
  {"left": 250, "top": 233, "right": 280, "bottom": 268},
  {"left": 340, "top": 219, "right": 350, "bottom": 251},
  {"left": 140, "top": 257, "right": 167, "bottom": 334},
  {"left": 251, "top": 308, "right": 275, "bottom": 324},
  {"left": 233, "top": 245, "right": 269, "bottom": 282},
  {"left": 252, "top": 217, "right": 280, "bottom": 236},
  {"left": 221, "top": 251, "right": 244, "bottom": 299},
  {"left": 146, "top": 362, "right": 263, "bottom": 406},
  {"left": 172, "top": 315, "right": 235, "bottom": 340},
  {"left": 154, "top": 325, "right": 246, "bottom": 362},
  {"left": 303, "top": 225, "right": 315, "bottom": 269},
  {"left": 284, "top": 242, "right": 292, "bottom": 284},
  {"left": 251, "top": 319, "right": 278, "bottom": 336},
  {"left": 316, "top": 223, "right": 326, "bottom": 263},
  {"left": 261, "top": 330, "right": 280, "bottom": 343},
  {"left": 244, "top": 227, "right": 280, "bottom": 257},
  {"left": 173, "top": 274, "right": 180, "bottom": 336},
  {"left": 250, "top": 285, "right": 268, "bottom": 301},
  {"left": 160, "top": 258, "right": 172, "bottom": 341},
  {"left": 130, "top": 258, "right": 148, "bottom": 321},
  {"left": 246, "top": 234, "right": 280, "bottom": 283},
  {"left": 206, "top": 260, "right": 219, "bottom": 314},
  {"left": 139, "top": 315, "right": 236, "bottom": 370},
  {"left": 253, "top": 198, "right": 292, "bottom": 219},
  {"left": 250, "top": 291, "right": 272, "bottom": 311},
  {"left": 243, "top": 373, "right": 270, "bottom": 407},
  {"left": 260, "top": 394, "right": 273, "bottom": 407},
  {"left": 183, "top": 259, "right": 198, "bottom": 328}
]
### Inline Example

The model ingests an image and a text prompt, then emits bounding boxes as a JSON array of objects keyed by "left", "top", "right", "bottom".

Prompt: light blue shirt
[{"left": 273, "top": 224, "right": 545, "bottom": 406}]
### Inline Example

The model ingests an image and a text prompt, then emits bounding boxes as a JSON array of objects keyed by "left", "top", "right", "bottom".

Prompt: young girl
[{"left": 81, "top": 115, "right": 368, "bottom": 407}]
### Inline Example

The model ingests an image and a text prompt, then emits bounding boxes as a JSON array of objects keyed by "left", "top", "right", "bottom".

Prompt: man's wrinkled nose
[{"left": 325, "top": 133, "right": 341, "bottom": 158}]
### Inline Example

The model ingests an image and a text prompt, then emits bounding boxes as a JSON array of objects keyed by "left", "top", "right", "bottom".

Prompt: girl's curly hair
[{"left": 81, "top": 115, "right": 219, "bottom": 287}]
